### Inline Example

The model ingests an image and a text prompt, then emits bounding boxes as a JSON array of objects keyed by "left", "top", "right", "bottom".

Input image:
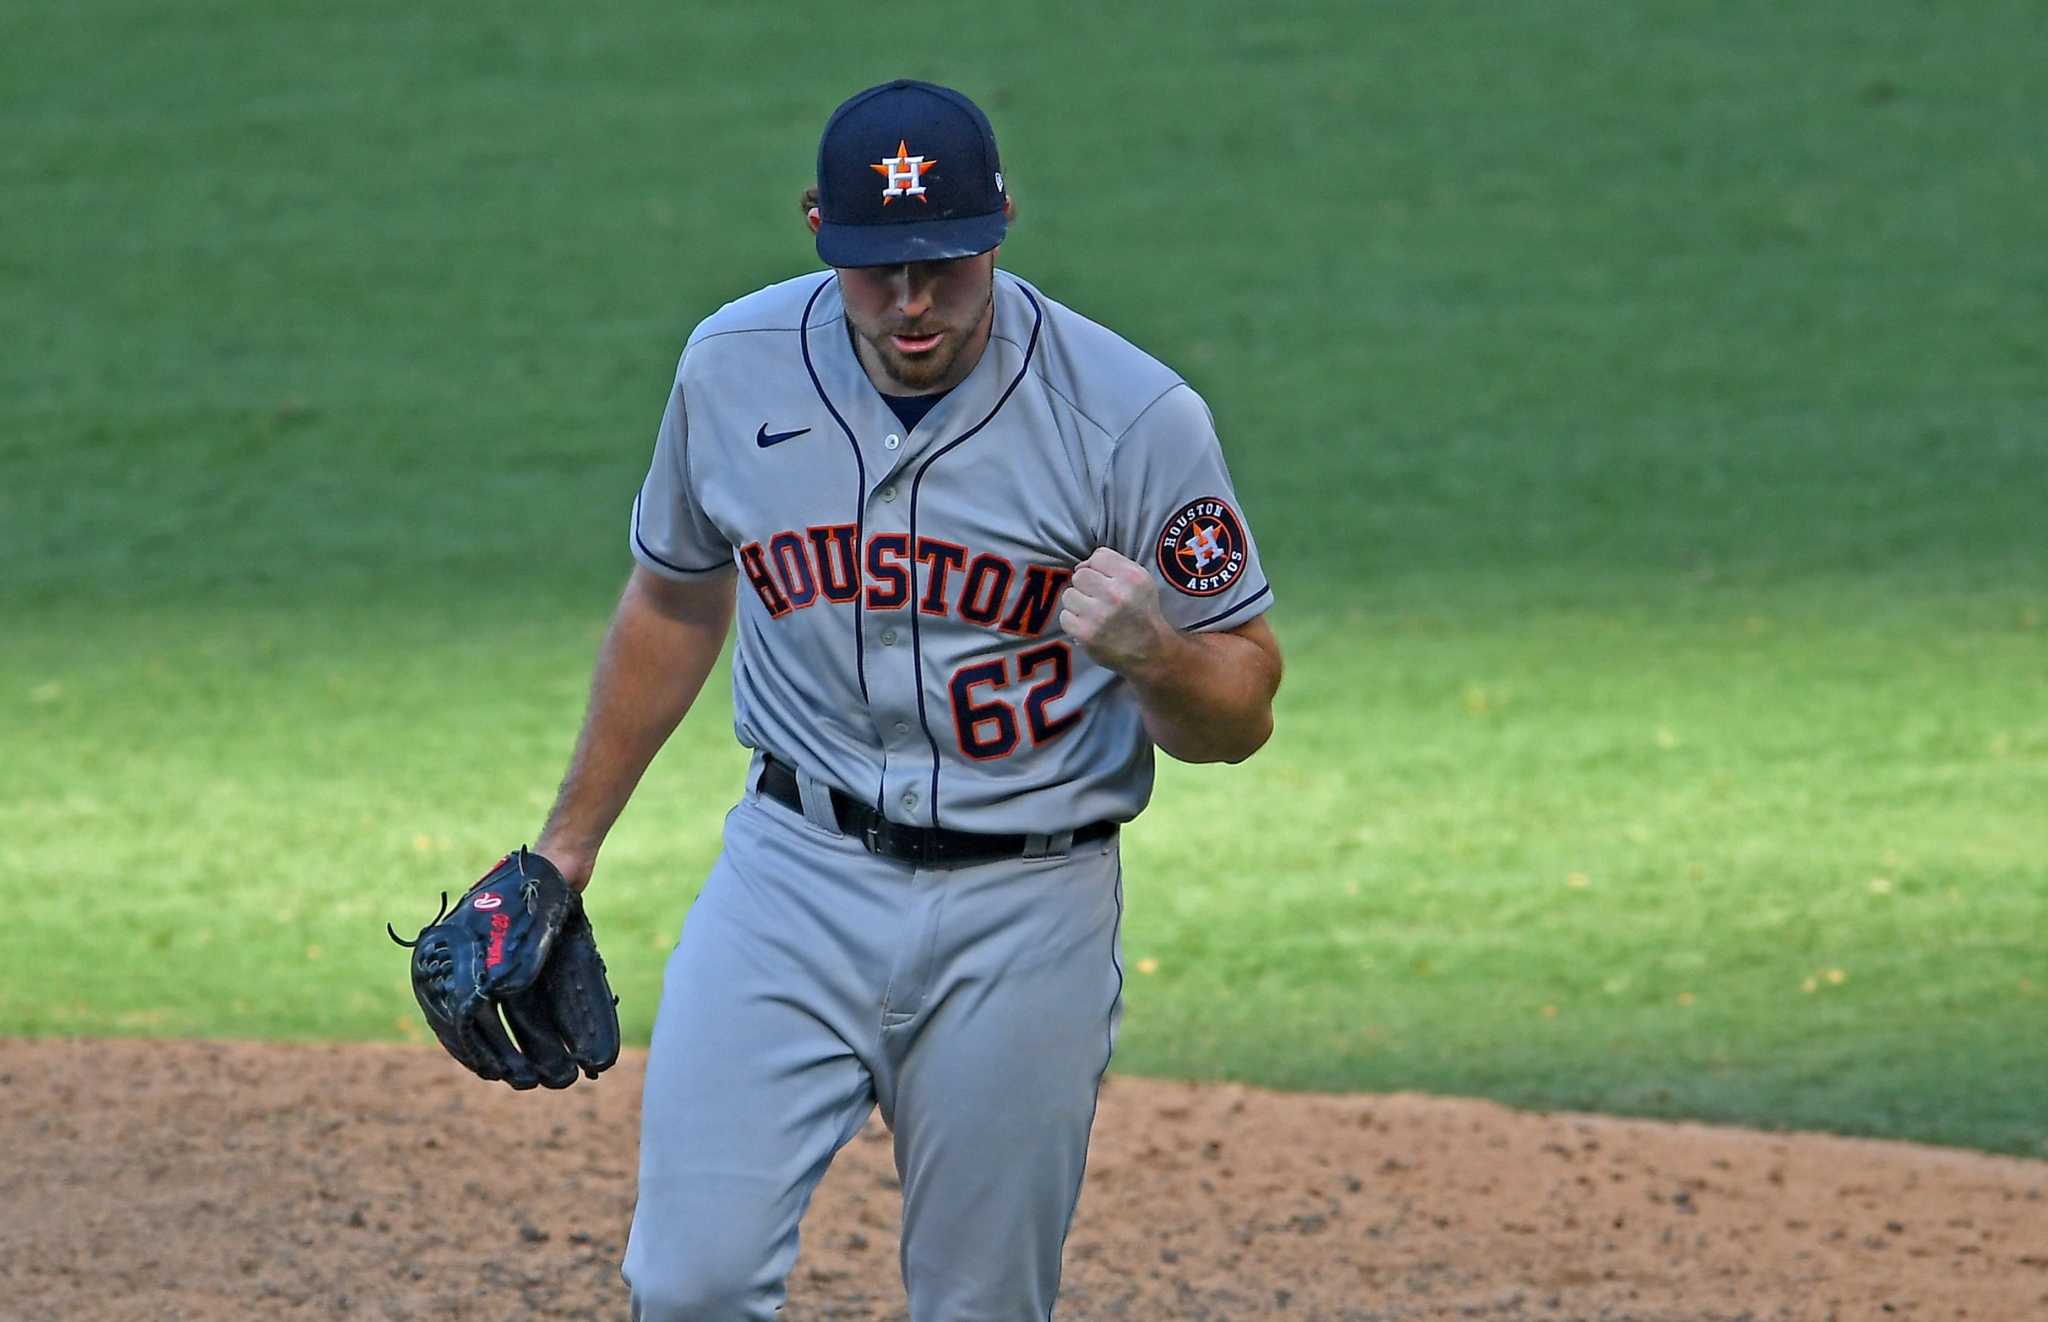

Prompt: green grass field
[{"left": 5, "top": 2, "right": 2044, "bottom": 1153}]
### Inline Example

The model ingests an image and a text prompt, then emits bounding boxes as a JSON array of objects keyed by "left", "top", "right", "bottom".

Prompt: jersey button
[
  {"left": 884, "top": 433, "right": 901, "bottom": 450},
  {"left": 893, "top": 721, "right": 909, "bottom": 737},
  {"left": 900, "top": 791, "right": 917, "bottom": 810},
  {"left": 880, "top": 628, "right": 898, "bottom": 646},
  {"left": 879, "top": 485, "right": 897, "bottom": 502}
]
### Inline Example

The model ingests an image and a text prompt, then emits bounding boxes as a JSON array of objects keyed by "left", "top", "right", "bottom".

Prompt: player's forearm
[
  {"left": 1122, "top": 629, "right": 1280, "bottom": 764},
  {"left": 536, "top": 567, "right": 735, "bottom": 883}
]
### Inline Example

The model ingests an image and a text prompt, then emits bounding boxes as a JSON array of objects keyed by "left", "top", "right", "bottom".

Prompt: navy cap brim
[{"left": 815, "top": 210, "right": 1008, "bottom": 268}]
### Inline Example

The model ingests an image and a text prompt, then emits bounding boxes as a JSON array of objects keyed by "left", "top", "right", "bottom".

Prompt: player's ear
[
  {"left": 807, "top": 207, "right": 822, "bottom": 235},
  {"left": 800, "top": 184, "right": 822, "bottom": 235},
  {"left": 1002, "top": 191, "right": 1015, "bottom": 222}
]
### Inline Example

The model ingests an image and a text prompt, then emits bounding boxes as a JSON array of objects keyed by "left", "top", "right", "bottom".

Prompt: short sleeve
[
  {"left": 1104, "top": 383, "right": 1274, "bottom": 633},
  {"left": 630, "top": 372, "right": 732, "bottom": 579}
]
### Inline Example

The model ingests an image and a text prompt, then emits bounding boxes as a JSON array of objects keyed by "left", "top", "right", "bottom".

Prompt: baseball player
[{"left": 533, "top": 79, "right": 1282, "bottom": 1320}]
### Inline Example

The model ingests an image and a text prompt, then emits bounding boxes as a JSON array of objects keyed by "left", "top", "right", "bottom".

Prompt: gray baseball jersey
[{"left": 630, "top": 268, "right": 1273, "bottom": 832}]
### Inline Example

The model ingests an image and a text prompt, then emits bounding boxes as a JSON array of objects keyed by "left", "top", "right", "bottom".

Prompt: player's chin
[{"left": 884, "top": 342, "right": 956, "bottom": 389}]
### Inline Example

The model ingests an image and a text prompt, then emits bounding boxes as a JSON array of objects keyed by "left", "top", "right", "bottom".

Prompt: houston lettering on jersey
[{"left": 739, "top": 525, "right": 1072, "bottom": 636}]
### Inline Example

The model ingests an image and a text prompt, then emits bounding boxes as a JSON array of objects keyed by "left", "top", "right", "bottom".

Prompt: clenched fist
[{"left": 1059, "top": 548, "right": 1177, "bottom": 677}]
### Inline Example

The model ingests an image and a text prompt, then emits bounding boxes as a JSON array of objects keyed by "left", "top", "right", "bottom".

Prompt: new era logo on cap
[{"left": 815, "top": 80, "right": 1008, "bottom": 268}]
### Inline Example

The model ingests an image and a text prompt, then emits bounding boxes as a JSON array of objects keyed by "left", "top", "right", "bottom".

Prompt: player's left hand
[
  {"left": 1060, "top": 548, "right": 1178, "bottom": 677},
  {"left": 386, "top": 849, "right": 621, "bottom": 1090}
]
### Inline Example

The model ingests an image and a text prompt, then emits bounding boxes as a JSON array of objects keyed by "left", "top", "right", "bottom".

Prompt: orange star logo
[{"left": 871, "top": 139, "right": 938, "bottom": 205}]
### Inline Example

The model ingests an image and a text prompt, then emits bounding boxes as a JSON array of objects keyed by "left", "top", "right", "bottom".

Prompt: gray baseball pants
[{"left": 622, "top": 763, "right": 1125, "bottom": 1320}]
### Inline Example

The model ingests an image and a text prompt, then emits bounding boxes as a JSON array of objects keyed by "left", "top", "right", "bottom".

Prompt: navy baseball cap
[{"left": 814, "top": 80, "right": 1008, "bottom": 268}]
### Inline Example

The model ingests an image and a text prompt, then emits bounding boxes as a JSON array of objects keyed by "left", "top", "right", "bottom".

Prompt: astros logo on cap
[
  {"left": 872, "top": 139, "right": 937, "bottom": 204},
  {"left": 1157, "top": 497, "right": 1249, "bottom": 597}
]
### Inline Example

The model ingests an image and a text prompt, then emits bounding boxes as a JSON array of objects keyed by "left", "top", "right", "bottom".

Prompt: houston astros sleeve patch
[{"left": 1156, "top": 497, "right": 1249, "bottom": 597}]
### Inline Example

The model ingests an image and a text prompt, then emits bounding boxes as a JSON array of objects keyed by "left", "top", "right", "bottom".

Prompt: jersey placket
[{"left": 855, "top": 401, "right": 944, "bottom": 827}]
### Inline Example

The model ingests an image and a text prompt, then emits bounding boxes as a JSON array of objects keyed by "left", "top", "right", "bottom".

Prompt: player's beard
[
  {"left": 856, "top": 283, "right": 994, "bottom": 394},
  {"left": 871, "top": 330, "right": 964, "bottom": 392}
]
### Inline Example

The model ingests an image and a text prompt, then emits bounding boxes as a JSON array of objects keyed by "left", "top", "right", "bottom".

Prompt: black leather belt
[{"left": 756, "top": 754, "right": 1117, "bottom": 868}]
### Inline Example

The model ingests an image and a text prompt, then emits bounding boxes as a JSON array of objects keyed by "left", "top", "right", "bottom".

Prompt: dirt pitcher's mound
[{"left": 2, "top": 1040, "right": 2042, "bottom": 1321}]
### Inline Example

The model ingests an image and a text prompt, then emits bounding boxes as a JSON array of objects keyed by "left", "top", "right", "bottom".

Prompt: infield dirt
[{"left": 3, "top": 1039, "right": 2042, "bottom": 1320}]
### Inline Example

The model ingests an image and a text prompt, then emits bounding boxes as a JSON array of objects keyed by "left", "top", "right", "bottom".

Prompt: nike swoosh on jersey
[{"left": 756, "top": 424, "right": 813, "bottom": 448}]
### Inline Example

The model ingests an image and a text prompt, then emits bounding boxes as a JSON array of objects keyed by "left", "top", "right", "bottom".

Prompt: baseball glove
[{"left": 387, "top": 847, "right": 620, "bottom": 1090}]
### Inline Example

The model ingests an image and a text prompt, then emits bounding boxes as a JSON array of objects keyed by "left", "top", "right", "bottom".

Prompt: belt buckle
[{"left": 862, "top": 822, "right": 884, "bottom": 856}]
